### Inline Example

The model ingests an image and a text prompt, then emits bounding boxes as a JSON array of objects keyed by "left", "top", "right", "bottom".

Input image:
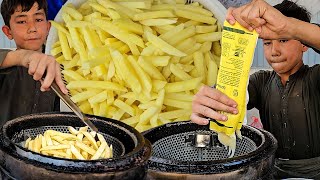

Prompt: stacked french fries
[
  {"left": 25, "top": 126, "right": 113, "bottom": 160},
  {"left": 50, "top": 0, "right": 222, "bottom": 132}
]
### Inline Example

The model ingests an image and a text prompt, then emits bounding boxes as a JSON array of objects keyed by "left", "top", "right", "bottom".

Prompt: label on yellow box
[{"left": 210, "top": 21, "right": 258, "bottom": 136}]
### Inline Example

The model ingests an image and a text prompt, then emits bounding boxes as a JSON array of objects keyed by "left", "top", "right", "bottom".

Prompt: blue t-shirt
[{"left": 47, "top": 0, "right": 67, "bottom": 20}]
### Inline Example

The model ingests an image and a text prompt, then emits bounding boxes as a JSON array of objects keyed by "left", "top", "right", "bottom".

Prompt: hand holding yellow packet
[{"left": 210, "top": 20, "right": 258, "bottom": 157}]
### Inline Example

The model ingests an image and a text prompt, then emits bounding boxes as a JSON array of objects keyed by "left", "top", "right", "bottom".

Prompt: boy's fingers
[
  {"left": 200, "top": 86, "right": 237, "bottom": 108},
  {"left": 208, "top": 98, "right": 238, "bottom": 114},
  {"left": 253, "top": 19, "right": 266, "bottom": 34},
  {"left": 226, "top": 7, "right": 236, "bottom": 24},
  {"left": 246, "top": 4, "right": 267, "bottom": 28},
  {"left": 27, "top": 58, "right": 39, "bottom": 77},
  {"left": 193, "top": 93, "right": 237, "bottom": 114},
  {"left": 192, "top": 103, "right": 227, "bottom": 121},
  {"left": 190, "top": 113, "right": 209, "bottom": 125},
  {"left": 39, "top": 79, "right": 50, "bottom": 92},
  {"left": 237, "top": 5, "right": 255, "bottom": 31},
  {"left": 213, "top": 90, "right": 238, "bottom": 108},
  {"left": 41, "top": 60, "right": 56, "bottom": 91},
  {"left": 33, "top": 55, "right": 49, "bottom": 81}
]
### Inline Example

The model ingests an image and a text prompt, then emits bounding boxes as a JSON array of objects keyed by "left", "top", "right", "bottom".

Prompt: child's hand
[
  {"left": 20, "top": 50, "right": 68, "bottom": 94},
  {"left": 226, "top": 0, "right": 289, "bottom": 40},
  {"left": 191, "top": 85, "right": 238, "bottom": 125}
]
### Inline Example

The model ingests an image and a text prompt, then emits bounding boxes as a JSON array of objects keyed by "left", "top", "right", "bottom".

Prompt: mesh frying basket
[
  {"left": 152, "top": 130, "right": 257, "bottom": 161},
  {"left": 0, "top": 112, "right": 151, "bottom": 180},
  {"left": 143, "top": 121, "right": 277, "bottom": 178}
]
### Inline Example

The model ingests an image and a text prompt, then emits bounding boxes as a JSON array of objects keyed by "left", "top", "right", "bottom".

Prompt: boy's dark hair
[
  {"left": 1, "top": 0, "right": 48, "bottom": 27},
  {"left": 274, "top": 0, "right": 311, "bottom": 23},
  {"left": 274, "top": 1, "right": 320, "bottom": 54}
]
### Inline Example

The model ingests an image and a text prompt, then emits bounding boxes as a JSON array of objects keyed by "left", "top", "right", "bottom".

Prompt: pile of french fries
[
  {"left": 25, "top": 126, "right": 113, "bottom": 160},
  {"left": 50, "top": 0, "right": 221, "bottom": 132}
]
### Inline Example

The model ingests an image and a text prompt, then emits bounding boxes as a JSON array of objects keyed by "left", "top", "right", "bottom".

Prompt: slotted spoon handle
[{"left": 50, "top": 82, "right": 98, "bottom": 132}]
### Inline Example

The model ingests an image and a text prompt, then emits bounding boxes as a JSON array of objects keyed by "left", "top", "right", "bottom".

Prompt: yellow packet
[{"left": 210, "top": 21, "right": 258, "bottom": 137}]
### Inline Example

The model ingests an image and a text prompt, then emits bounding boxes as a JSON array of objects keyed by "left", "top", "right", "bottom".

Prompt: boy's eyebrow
[
  {"left": 13, "top": 11, "right": 45, "bottom": 19},
  {"left": 14, "top": 14, "right": 27, "bottom": 19},
  {"left": 34, "top": 12, "right": 45, "bottom": 16}
]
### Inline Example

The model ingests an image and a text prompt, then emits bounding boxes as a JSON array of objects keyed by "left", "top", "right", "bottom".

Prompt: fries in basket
[{"left": 24, "top": 126, "right": 113, "bottom": 160}]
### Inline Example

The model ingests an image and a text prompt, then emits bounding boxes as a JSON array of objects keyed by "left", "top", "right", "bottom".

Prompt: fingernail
[
  {"left": 203, "top": 119, "right": 209, "bottom": 124},
  {"left": 248, "top": 27, "right": 253, "bottom": 31},
  {"left": 40, "top": 87, "right": 45, "bottom": 92},
  {"left": 256, "top": 27, "right": 261, "bottom": 33},
  {"left": 233, "top": 110, "right": 238, "bottom": 114},
  {"left": 232, "top": 104, "right": 237, "bottom": 108},
  {"left": 222, "top": 116, "right": 227, "bottom": 121}
]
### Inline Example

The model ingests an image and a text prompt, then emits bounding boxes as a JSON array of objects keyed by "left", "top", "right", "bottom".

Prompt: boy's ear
[
  {"left": 46, "top": 21, "right": 51, "bottom": 34},
  {"left": 2, "top": 25, "right": 13, "bottom": 40}
]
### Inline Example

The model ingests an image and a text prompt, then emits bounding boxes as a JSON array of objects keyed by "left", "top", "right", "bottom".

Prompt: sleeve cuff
[{"left": 0, "top": 49, "right": 12, "bottom": 69}]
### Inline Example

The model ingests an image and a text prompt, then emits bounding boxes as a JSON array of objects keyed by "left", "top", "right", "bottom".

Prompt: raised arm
[
  {"left": 226, "top": 0, "right": 320, "bottom": 51},
  {"left": 289, "top": 19, "right": 320, "bottom": 52}
]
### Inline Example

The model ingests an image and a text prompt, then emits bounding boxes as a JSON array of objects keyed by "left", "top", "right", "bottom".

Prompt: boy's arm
[
  {"left": 226, "top": 0, "right": 320, "bottom": 51},
  {"left": 289, "top": 21, "right": 320, "bottom": 53},
  {"left": 0, "top": 49, "right": 12, "bottom": 69},
  {"left": 1, "top": 49, "right": 48, "bottom": 68},
  {"left": 0, "top": 49, "right": 28, "bottom": 68},
  {"left": 0, "top": 49, "right": 68, "bottom": 94}
]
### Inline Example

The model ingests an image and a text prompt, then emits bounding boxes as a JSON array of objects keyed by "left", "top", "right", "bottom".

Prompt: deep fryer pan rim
[
  {"left": 143, "top": 121, "right": 278, "bottom": 174},
  {"left": 0, "top": 112, "right": 152, "bottom": 173}
]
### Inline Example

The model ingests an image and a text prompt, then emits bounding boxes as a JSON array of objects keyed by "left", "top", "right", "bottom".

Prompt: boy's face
[
  {"left": 263, "top": 39, "right": 308, "bottom": 75},
  {"left": 1, "top": 2, "right": 51, "bottom": 52}
]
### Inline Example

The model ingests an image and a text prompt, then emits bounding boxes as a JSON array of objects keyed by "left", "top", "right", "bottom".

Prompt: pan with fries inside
[{"left": 0, "top": 112, "right": 151, "bottom": 180}]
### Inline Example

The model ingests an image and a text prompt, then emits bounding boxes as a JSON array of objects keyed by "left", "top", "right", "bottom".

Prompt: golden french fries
[
  {"left": 50, "top": 0, "right": 221, "bottom": 132},
  {"left": 24, "top": 126, "right": 113, "bottom": 160}
]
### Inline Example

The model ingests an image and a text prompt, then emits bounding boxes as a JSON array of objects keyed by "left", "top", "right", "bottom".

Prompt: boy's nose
[
  {"left": 271, "top": 41, "right": 281, "bottom": 56},
  {"left": 27, "top": 22, "right": 37, "bottom": 33}
]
